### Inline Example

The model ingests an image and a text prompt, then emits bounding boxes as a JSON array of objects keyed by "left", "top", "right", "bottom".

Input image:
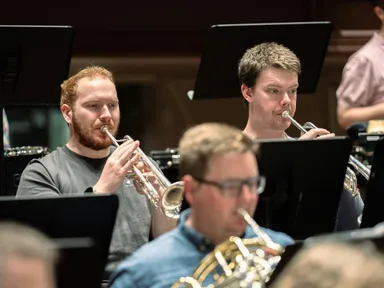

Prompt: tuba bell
[
  {"left": 101, "top": 126, "right": 184, "bottom": 219},
  {"left": 171, "top": 208, "right": 284, "bottom": 288},
  {"left": 282, "top": 111, "right": 371, "bottom": 197}
]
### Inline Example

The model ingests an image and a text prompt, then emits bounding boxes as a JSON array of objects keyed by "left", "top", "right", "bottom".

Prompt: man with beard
[{"left": 16, "top": 66, "right": 176, "bottom": 283}]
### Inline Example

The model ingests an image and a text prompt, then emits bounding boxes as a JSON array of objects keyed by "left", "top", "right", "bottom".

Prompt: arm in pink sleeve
[{"left": 336, "top": 55, "right": 376, "bottom": 109}]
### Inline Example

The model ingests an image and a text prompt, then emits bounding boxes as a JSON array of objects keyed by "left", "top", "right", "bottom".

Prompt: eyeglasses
[{"left": 193, "top": 175, "right": 266, "bottom": 198}]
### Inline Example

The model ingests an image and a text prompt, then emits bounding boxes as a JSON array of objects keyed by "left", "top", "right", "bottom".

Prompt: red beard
[{"left": 72, "top": 115, "right": 119, "bottom": 151}]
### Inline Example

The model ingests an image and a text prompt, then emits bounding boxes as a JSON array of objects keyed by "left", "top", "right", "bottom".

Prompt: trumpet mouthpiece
[
  {"left": 100, "top": 126, "right": 109, "bottom": 133},
  {"left": 282, "top": 111, "right": 290, "bottom": 118},
  {"left": 237, "top": 208, "right": 248, "bottom": 217}
]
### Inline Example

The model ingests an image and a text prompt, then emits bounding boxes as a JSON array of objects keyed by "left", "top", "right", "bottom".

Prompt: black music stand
[
  {"left": 180, "top": 137, "right": 353, "bottom": 240},
  {"left": 53, "top": 237, "right": 100, "bottom": 288},
  {"left": 187, "top": 22, "right": 332, "bottom": 100},
  {"left": 0, "top": 25, "right": 75, "bottom": 196},
  {"left": 360, "top": 138, "right": 384, "bottom": 229},
  {"left": 0, "top": 194, "right": 118, "bottom": 288},
  {"left": 254, "top": 137, "right": 352, "bottom": 240}
]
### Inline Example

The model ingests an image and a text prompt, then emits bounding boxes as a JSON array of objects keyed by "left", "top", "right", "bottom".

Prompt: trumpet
[
  {"left": 171, "top": 208, "right": 284, "bottom": 288},
  {"left": 282, "top": 111, "right": 371, "bottom": 197},
  {"left": 101, "top": 126, "right": 184, "bottom": 219}
]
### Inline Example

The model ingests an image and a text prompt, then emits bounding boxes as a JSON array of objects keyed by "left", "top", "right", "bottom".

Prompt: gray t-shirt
[{"left": 16, "top": 145, "right": 152, "bottom": 276}]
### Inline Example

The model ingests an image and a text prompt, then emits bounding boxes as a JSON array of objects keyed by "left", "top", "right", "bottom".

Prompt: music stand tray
[
  {"left": 254, "top": 137, "right": 352, "bottom": 240},
  {"left": 189, "top": 21, "right": 332, "bottom": 100},
  {"left": 0, "top": 194, "right": 118, "bottom": 288}
]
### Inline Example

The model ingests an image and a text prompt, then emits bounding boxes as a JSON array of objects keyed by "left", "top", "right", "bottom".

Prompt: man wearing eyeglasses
[{"left": 109, "top": 122, "right": 294, "bottom": 288}]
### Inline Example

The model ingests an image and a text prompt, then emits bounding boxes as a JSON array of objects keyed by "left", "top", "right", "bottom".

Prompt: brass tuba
[
  {"left": 171, "top": 208, "right": 284, "bottom": 288},
  {"left": 101, "top": 126, "right": 184, "bottom": 219},
  {"left": 282, "top": 111, "right": 371, "bottom": 197}
]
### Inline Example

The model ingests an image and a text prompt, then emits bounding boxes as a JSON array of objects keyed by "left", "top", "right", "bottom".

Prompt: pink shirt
[{"left": 336, "top": 32, "right": 384, "bottom": 109}]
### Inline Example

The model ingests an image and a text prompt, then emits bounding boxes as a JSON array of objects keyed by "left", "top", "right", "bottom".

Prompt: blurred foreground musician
[
  {"left": 0, "top": 221, "right": 58, "bottom": 288},
  {"left": 240, "top": 42, "right": 364, "bottom": 231},
  {"left": 271, "top": 241, "right": 384, "bottom": 288},
  {"left": 16, "top": 66, "right": 176, "bottom": 281},
  {"left": 109, "top": 122, "right": 294, "bottom": 288},
  {"left": 336, "top": 0, "right": 384, "bottom": 131}
]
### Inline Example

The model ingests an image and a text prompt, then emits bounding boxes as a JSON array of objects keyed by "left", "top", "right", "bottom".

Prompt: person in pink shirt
[{"left": 336, "top": 0, "right": 384, "bottom": 130}]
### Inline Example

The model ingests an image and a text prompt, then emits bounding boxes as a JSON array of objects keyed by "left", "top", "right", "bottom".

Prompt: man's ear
[
  {"left": 241, "top": 84, "right": 253, "bottom": 104},
  {"left": 374, "top": 6, "right": 384, "bottom": 21},
  {"left": 61, "top": 104, "right": 73, "bottom": 125},
  {"left": 182, "top": 175, "right": 196, "bottom": 206}
]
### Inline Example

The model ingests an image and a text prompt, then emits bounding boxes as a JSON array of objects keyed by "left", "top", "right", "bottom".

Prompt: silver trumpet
[
  {"left": 101, "top": 126, "right": 184, "bottom": 219},
  {"left": 282, "top": 111, "right": 371, "bottom": 197}
]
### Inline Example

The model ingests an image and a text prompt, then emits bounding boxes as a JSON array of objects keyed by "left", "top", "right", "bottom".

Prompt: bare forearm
[{"left": 338, "top": 104, "right": 384, "bottom": 129}]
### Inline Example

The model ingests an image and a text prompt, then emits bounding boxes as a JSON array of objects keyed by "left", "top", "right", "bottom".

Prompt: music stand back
[
  {"left": 189, "top": 21, "right": 332, "bottom": 100},
  {"left": 181, "top": 137, "right": 353, "bottom": 240},
  {"left": 360, "top": 138, "right": 384, "bottom": 228},
  {"left": 254, "top": 137, "right": 352, "bottom": 240},
  {"left": 0, "top": 194, "right": 118, "bottom": 287},
  {"left": 53, "top": 237, "right": 100, "bottom": 288}
]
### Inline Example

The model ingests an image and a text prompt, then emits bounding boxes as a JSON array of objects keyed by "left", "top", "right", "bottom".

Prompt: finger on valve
[{"left": 133, "top": 179, "right": 145, "bottom": 195}]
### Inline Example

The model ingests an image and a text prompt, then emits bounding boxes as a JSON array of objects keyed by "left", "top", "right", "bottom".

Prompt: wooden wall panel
[
  {"left": 1, "top": 0, "right": 315, "bottom": 55},
  {"left": 3, "top": 0, "right": 379, "bottom": 149},
  {"left": 69, "top": 28, "right": 374, "bottom": 150}
]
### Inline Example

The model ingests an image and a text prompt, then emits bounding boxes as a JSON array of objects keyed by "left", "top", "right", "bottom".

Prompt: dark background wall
[{"left": 2, "top": 0, "right": 380, "bottom": 152}]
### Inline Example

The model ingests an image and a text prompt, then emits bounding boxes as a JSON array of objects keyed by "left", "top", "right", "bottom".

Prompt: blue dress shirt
[{"left": 109, "top": 208, "right": 294, "bottom": 288}]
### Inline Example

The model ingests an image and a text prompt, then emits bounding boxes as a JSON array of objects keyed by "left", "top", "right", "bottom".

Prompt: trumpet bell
[
  {"left": 100, "top": 126, "right": 185, "bottom": 218},
  {"left": 162, "top": 181, "right": 184, "bottom": 219}
]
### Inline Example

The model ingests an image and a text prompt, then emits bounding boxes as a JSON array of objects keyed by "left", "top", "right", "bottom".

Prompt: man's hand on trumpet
[
  {"left": 93, "top": 139, "right": 140, "bottom": 194},
  {"left": 299, "top": 128, "right": 335, "bottom": 140},
  {"left": 133, "top": 160, "right": 164, "bottom": 197},
  {"left": 281, "top": 111, "right": 335, "bottom": 140}
]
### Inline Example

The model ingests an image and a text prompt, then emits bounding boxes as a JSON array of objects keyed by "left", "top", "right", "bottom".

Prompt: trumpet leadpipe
[
  {"left": 100, "top": 125, "right": 160, "bottom": 205},
  {"left": 281, "top": 111, "right": 371, "bottom": 182},
  {"left": 282, "top": 111, "right": 308, "bottom": 134},
  {"left": 101, "top": 126, "right": 119, "bottom": 147}
]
